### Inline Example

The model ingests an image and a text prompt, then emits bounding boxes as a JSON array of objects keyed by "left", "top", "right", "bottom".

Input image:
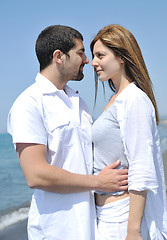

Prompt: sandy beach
[
  {"left": 0, "top": 151, "right": 167, "bottom": 239},
  {"left": 0, "top": 219, "right": 28, "bottom": 240}
]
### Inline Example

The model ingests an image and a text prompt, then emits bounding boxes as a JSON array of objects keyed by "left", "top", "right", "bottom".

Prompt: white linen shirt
[
  {"left": 7, "top": 73, "right": 96, "bottom": 240},
  {"left": 114, "top": 83, "right": 167, "bottom": 239}
]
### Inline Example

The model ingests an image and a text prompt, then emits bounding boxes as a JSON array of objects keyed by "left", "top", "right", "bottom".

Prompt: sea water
[
  {"left": 0, "top": 133, "right": 33, "bottom": 230},
  {"left": 0, "top": 120, "right": 167, "bottom": 231}
]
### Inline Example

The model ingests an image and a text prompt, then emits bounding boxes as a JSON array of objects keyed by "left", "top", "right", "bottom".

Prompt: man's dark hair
[{"left": 35, "top": 25, "right": 83, "bottom": 71}]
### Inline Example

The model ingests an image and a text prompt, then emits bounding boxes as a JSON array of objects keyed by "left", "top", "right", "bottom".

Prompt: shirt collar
[
  {"left": 64, "top": 84, "right": 79, "bottom": 98},
  {"left": 35, "top": 73, "right": 79, "bottom": 97},
  {"left": 35, "top": 73, "right": 79, "bottom": 109},
  {"left": 35, "top": 73, "right": 61, "bottom": 94}
]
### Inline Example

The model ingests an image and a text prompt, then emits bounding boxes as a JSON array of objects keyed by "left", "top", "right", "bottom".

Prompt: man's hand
[
  {"left": 17, "top": 143, "right": 128, "bottom": 194},
  {"left": 97, "top": 160, "right": 128, "bottom": 193}
]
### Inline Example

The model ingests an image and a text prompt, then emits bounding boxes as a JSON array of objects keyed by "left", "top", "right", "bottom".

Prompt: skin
[
  {"left": 16, "top": 39, "right": 128, "bottom": 196},
  {"left": 92, "top": 39, "right": 147, "bottom": 239},
  {"left": 41, "top": 39, "right": 89, "bottom": 89},
  {"left": 126, "top": 190, "right": 147, "bottom": 240}
]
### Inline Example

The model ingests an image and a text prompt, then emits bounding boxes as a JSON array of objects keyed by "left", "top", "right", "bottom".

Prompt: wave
[
  {"left": 158, "top": 121, "right": 167, "bottom": 153},
  {"left": 0, "top": 202, "right": 30, "bottom": 231},
  {"left": 160, "top": 119, "right": 167, "bottom": 127},
  {"left": 161, "top": 137, "right": 167, "bottom": 153}
]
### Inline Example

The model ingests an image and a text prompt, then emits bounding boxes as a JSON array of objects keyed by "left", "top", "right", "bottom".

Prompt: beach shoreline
[
  {"left": 0, "top": 150, "right": 167, "bottom": 239},
  {"left": 163, "top": 150, "right": 167, "bottom": 186},
  {"left": 0, "top": 219, "right": 28, "bottom": 240}
]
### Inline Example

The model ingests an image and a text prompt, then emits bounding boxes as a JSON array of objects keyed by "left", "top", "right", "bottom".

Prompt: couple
[{"left": 7, "top": 25, "right": 167, "bottom": 239}]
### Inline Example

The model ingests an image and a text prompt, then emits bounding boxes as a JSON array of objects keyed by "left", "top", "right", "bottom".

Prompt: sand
[{"left": 0, "top": 219, "right": 28, "bottom": 240}]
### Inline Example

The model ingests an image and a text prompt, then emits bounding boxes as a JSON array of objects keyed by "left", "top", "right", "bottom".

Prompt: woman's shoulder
[
  {"left": 115, "top": 82, "right": 154, "bottom": 117},
  {"left": 118, "top": 83, "right": 152, "bottom": 105}
]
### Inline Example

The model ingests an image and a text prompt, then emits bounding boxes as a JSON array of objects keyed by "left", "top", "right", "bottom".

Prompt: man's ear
[{"left": 53, "top": 50, "right": 64, "bottom": 64}]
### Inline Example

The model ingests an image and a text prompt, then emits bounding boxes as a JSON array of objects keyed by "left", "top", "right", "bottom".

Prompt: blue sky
[{"left": 0, "top": 0, "right": 167, "bottom": 133}]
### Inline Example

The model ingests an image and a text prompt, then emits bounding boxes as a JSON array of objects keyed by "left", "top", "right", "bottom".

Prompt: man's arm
[
  {"left": 125, "top": 190, "right": 147, "bottom": 240},
  {"left": 16, "top": 143, "right": 128, "bottom": 193}
]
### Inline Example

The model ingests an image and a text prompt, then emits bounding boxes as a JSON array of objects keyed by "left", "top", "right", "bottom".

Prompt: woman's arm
[
  {"left": 116, "top": 87, "right": 158, "bottom": 239},
  {"left": 126, "top": 190, "right": 147, "bottom": 240}
]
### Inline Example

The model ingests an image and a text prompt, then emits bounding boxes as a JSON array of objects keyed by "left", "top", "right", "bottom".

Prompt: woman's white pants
[{"left": 96, "top": 197, "right": 149, "bottom": 240}]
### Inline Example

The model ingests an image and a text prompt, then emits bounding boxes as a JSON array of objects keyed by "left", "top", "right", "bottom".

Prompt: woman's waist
[
  {"left": 94, "top": 157, "right": 128, "bottom": 176},
  {"left": 95, "top": 190, "right": 129, "bottom": 206}
]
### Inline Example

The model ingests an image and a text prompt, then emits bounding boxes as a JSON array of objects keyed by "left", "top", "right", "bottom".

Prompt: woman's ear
[
  {"left": 120, "top": 56, "right": 125, "bottom": 64},
  {"left": 53, "top": 50, "right": 63, "bottom": 64}
]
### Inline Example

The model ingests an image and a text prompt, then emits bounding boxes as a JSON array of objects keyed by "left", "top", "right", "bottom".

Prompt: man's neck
[{"left": 40, "top": 67, "right": 68, "bottom": 90}]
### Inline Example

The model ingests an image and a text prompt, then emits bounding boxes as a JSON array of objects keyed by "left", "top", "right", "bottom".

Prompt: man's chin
[{"left": 72, "top": 73, "right": 84, "bottom": 81}]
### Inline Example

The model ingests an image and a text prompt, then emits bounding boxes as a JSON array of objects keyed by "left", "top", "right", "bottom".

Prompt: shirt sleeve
[
  {"left": 123, "top": 94, "right": 159, "bottom": 193},
  {"left": 7, "top": 95, "right": 48, "bottom": 146}
]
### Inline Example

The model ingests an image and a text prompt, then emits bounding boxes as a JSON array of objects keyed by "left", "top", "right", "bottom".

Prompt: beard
[
  {"left": 61, "top": 64, "right": 84, "bottom": 82},
  {"left": 72, "top": 68, "right": 84, "bottom": 81}
]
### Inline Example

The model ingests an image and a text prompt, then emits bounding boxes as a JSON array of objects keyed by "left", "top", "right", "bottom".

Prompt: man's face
[{"left": 62, "top": 39, "right": 89, "bottom": 81}]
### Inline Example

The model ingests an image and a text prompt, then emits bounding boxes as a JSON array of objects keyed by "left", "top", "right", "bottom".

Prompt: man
[{"left": 7, "top": 25, "right": 128, "bottom": 240}]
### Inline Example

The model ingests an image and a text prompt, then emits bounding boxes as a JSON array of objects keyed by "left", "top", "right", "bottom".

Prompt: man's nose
[{"left": 83, "top": 53, "right": 89, "bottom": 64}]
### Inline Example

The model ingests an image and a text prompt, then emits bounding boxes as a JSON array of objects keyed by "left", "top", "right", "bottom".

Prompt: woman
[{"left": 91, "top": 24, "right": 167, "bottom": 240}]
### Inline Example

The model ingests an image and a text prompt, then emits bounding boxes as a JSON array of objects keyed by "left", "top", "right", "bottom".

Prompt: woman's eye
[{"left": 97, "top": 53, "right": 104, "bottom": 58}]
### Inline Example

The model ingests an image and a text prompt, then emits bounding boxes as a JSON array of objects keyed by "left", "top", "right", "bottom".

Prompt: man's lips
[
  {"left": 96, "top": 69, "right": 102, "bottom": 74},
  {"left": 80, "top": 65, "right": 84, "bottom": 72}
]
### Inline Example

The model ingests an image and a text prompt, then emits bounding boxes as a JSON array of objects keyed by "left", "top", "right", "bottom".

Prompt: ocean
[
  {"left": 0, "top": 119, "right": 167, "bottom": 232},
  {"left": 0, "top": 134, "right": 33, "bottom": 231}
]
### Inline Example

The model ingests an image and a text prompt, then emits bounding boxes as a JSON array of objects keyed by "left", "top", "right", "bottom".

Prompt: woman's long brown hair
[{"left": 90, "top": 24, "right": 159, "bottom": 124}]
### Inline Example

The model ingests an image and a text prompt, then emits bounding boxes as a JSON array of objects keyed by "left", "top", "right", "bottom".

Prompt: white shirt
[
  {"left": 114, "top": 83, "right": 167, "bottom": 239},
  {"left": 7, "top": 73, "right": 96, "bottom": 240}
]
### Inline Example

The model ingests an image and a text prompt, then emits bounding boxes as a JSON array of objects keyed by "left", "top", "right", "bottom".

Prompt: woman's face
[{"left": 92, "top": 40, "right": 124, "bottom": 82}]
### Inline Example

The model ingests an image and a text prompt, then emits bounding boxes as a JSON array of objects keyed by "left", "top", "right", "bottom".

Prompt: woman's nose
[{"left": 92, "top": 57, "right": 97, "bottom": 67}]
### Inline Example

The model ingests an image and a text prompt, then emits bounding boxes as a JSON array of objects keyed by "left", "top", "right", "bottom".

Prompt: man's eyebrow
[{"left": 78, "top": 48, "right": 85, "bottom": 52}]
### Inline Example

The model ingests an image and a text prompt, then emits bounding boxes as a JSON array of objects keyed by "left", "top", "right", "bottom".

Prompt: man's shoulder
[
  {"left": 9, "top": 82, "right": 42, "bottom": 117},
  {"left": 14, "top": 82, "right": 42, "bottom": 105}
]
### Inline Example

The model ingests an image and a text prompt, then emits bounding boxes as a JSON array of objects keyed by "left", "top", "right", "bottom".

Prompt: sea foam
[{"left": 0, "top": 204, "right": 29, "bottom": 231}]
